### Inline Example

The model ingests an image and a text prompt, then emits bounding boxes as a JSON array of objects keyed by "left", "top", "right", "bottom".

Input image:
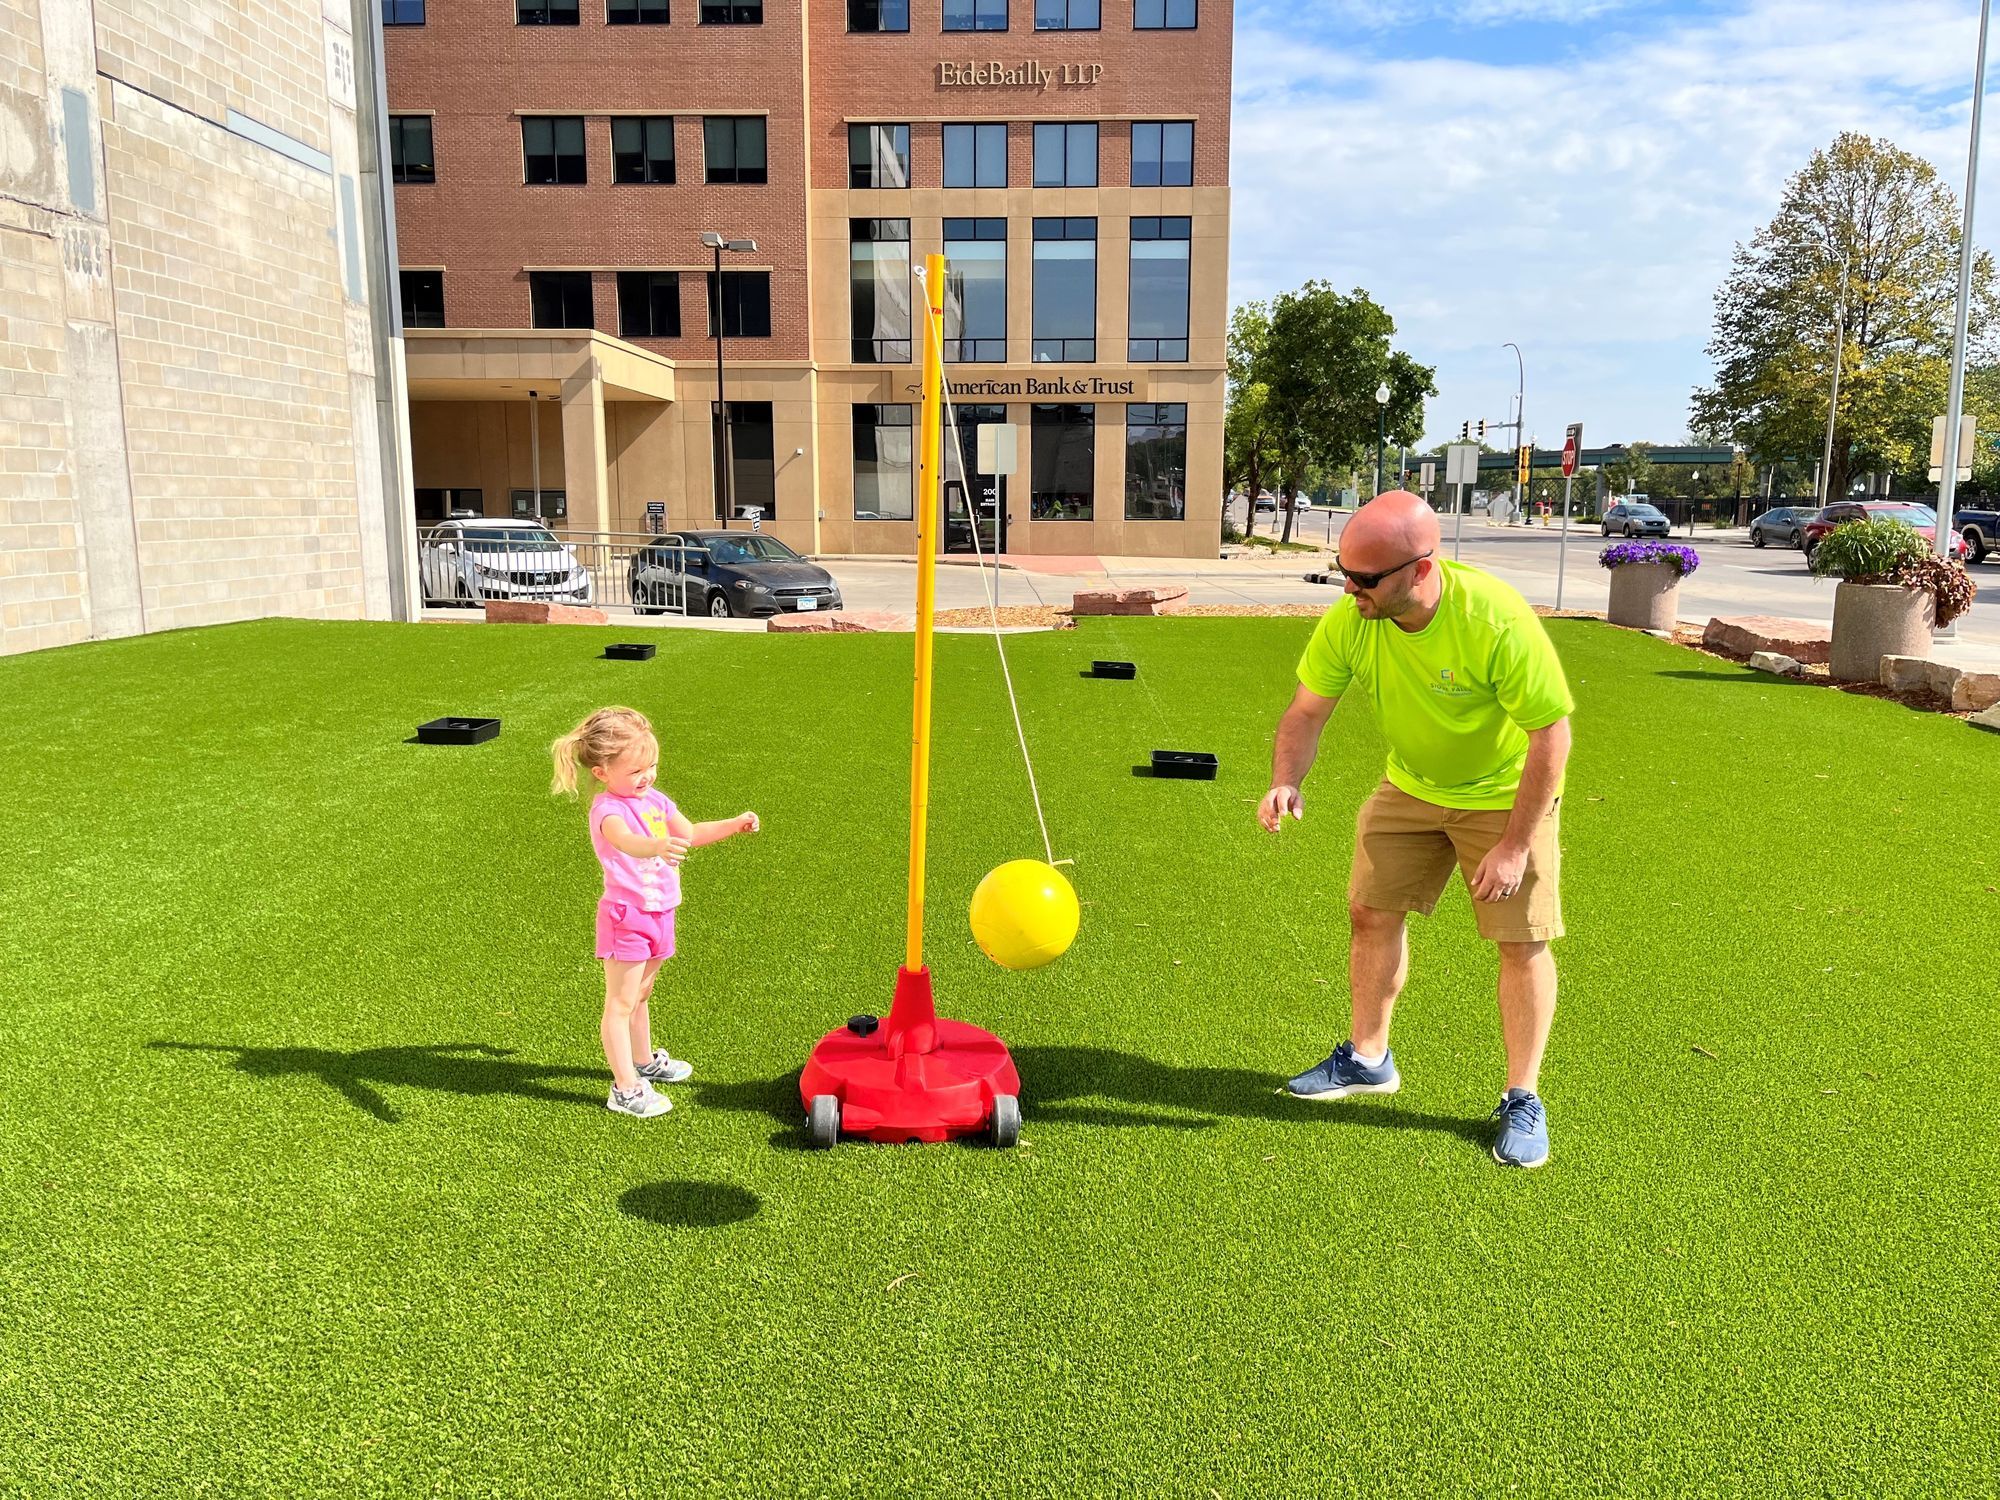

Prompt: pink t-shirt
[{"left": 589, "top": 789, "right": 683, "bottom": 913}]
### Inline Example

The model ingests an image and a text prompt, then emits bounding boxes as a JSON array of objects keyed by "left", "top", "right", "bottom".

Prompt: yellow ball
[{"left": 969, "top": 860, "right": 1080, "bottom": 971}]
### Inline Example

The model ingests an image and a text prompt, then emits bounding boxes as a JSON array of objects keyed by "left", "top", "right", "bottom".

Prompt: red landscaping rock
[
  {"left": 767, "top": 610, "right": 914, "bottom": 633},
  {"left": 1071, "top": 587, "right": 1190, "bottom": 617},
  {"left": 1702, "top": 615, "right": 1832, "bottom": 666},
  {"left": 483, "top": 600, "right": 609, "bottom": 625}
]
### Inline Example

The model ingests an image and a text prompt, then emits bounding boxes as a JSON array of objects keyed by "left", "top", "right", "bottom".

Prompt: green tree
[
  {"left": 1692, "top": 132, "right": 1998, "bottom": 502},
  {"left": 1222, "top": 301, "right": 1280, "bottom": 540},
  {"left": 1255, "top": 282, "right": 1436, "bottom": 542}
]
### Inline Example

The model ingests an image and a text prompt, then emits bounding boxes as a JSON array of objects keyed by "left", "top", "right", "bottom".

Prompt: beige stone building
[
  {"left": 388, "top": 0, "right": 1231, "bottom": 567},
  {"left": 0, "top": 0, "right": 414, "bottom": 658}
]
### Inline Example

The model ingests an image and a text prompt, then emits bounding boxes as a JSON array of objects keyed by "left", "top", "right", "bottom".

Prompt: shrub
[
  {"left": 1808, "top": 517, "right": 1929, "bottom": 582},
  {"left": 1599, "top": 541, "right": 1701, "bottom": 577},
  {"left": 1894, "top": 553, "right": 1979, "bottom": 627}
]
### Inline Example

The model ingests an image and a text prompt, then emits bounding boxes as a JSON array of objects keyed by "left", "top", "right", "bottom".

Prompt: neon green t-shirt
[{"left": 1296, "top": 561, "right": 1574, "bottom": 810}]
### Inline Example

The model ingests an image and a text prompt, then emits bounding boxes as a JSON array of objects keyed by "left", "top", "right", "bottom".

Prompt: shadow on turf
[
  {"left": 146, "top": 1040, "right": 603, "bottom": 1123},
  {"left": 1654, "top": 668, "right": 1812, "bottom": 685},
  {"left": 619, "top": 1181, "right": 760, "bottom": 1229},
  {"left": 692, "top": 1044, "right": 1488, "bottom": 1147}
]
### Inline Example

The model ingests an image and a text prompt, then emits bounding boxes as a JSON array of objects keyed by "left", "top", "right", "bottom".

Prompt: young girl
[{"left": 551, "top": 706, "right": 759, "bottom": 1119}]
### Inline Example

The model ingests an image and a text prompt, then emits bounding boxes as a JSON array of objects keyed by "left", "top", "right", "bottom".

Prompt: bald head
[{"left": 1339, "top": 490, "right": 1441, "bottom": 570}]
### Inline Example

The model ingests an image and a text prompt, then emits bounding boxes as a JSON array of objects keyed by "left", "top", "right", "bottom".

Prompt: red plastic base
[{"left": 799, "top": 966, "right": 1020, "bottom": 1143}]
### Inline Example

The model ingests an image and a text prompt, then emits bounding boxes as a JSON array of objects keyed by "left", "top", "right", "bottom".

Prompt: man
[{"left": 1257, "top": 491, "right": 1574, "bottom": 1168}]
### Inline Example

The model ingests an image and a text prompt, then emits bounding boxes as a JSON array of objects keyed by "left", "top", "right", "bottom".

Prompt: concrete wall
[{"left": 0, "top": 0, "right": 409, "bottom": 657}]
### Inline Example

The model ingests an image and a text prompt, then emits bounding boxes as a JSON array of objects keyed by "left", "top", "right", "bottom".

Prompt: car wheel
[
  {"left": 1623, "top": 523, "right": 1636, "bottom": 538},
  {"left": 630, "top": 581, "right": 659, "bottom": 616},
  {"left": 708, "top": 591, "right": 732, "bottom": 619},
  {"left": 1966, "top": 527, "right": 1989, "bottom": 564},
  {"left": 1751, "top": 528, "right": 1766, "bottom": 548},
  {"left": 1803, "top": 540, "right": 1818, "bottom": 565}
]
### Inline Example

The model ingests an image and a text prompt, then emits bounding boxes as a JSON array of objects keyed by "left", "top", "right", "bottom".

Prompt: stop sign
[{"left": 1560, "top": 436, "right": 1578, "bottom": 477}]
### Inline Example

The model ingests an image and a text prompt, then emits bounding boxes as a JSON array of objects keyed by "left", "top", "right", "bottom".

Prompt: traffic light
[
  {"left": 1458, "top": 421, "right": 1470, "bottom": 441},
  {"left": 1517, "top": 445, "right": 1532, "bottom": 485},
  {"left": 1477, "top": 419, "right": 1488, "bottom": 441}
]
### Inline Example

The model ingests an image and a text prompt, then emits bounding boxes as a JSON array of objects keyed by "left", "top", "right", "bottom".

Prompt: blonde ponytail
[{"left": 550, "top": 706, "right": 657, "bottom": 797}]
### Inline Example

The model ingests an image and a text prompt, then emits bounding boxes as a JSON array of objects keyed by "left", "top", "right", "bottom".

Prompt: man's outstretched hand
[{"left": 1257, "top": 785, "right": 1304, "bottom": 833}]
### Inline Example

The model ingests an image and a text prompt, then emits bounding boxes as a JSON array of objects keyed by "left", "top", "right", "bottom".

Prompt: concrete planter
[
  {"left": 1830, "top": 582, "right": 1933, "bottom": 682},
  {"left": 1606, "top": 561, "right": 1682, "bottom": 630}
]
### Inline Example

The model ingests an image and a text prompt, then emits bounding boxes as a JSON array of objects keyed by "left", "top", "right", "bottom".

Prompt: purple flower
[{"left": 1599, "top": 541, "right": 1700, "bottom": 578}]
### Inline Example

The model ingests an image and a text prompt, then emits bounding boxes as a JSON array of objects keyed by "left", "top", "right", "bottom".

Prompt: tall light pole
[
  {"left": 1374, "top": 381, "right": 1390, "bottom": 496},
  {"left": 702, "top": 231, "right": 757, "bottom": 528},
  {"left": 1503, "top": 341, "right": 1525, "bottom": 523},
  {"left": 1938, "top": 0, "right": 1991, "bottom": 589},
  {"left": 1817, "top": 257, "right": 1850, "bottom": 508}
]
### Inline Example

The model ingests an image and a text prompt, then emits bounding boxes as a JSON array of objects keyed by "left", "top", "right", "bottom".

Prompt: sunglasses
[{"left": 1335, "top": 549, "right": 1433, "bottom": 590}]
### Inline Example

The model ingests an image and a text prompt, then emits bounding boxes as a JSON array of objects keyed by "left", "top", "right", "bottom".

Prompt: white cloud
[{"left": 1229, "top": 0, "right": 1996, "bottom": 445}]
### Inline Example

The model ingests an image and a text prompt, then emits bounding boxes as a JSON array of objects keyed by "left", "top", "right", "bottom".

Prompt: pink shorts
[{"left": 595, "top": 899, "right": 678, "bottom": 962}]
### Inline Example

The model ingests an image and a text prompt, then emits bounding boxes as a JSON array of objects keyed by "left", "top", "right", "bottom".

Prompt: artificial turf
[{"left": 0, "top": 614, "right": 1994, "bottom": 1497}]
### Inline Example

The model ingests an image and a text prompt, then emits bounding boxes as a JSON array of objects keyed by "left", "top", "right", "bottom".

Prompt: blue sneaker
[
  {"left": 1490, "top": 1088, "right": 1551, "bottom": 1168},
  {"left": 1286, "top": 1041, "right": 1400, "bottom": 1101}
]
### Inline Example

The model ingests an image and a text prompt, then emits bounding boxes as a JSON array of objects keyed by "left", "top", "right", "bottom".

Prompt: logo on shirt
[{"left": 1431, "top": 667, "right": 1474, "bottom": 698}]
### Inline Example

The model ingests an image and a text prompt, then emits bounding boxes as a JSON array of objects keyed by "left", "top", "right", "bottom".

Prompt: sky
[{"left": 1227, "top": 0, "right": 2000, "bottom": 450}]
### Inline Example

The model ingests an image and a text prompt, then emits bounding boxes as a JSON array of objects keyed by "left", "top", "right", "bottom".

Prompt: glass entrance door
[{"left": 944, "top": 404, "right": 1007, "bottom": 555}]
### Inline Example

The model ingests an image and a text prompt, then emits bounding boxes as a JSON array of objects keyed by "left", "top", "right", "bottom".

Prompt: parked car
[
  {"left": 1954, "top": 505, "right": 1999, "bottom": 562},
  {"left": 1800, "top": 502, "right": 1969, "bottom": 564},
  {"left": 1601, "top": 502, "right": 1672, "bottom": 538},
  {"left": 629, "top": 530, "right": 844, "bottom": 618},
  {"left": 419, "top": 517, "right": 594, "bottom": 606},
  {"left": 1254, "top": 492, "right": 1279, "bottom": 513},
  {"left": 1748, "top": 505, "right": 1816, "bottom": 549}
]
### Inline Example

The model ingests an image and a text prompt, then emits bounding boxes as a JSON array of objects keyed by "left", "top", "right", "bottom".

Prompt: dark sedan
[
  {"left": 629, "top": 530, "right": 844, "bottom": 618},
  {"left": 1601, "top": 502, "right": 1672, "bottom": 538},
  {"left": 1748, "top": 505, "right": 1816, "bottom": 549}
]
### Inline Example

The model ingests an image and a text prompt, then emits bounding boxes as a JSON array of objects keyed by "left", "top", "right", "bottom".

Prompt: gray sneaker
[
  {"left": 637, "top": 1049, "right": 694, "bottom": 1085},
  {"left": 607, "top": 1081, "right": 673, "bottom": 1119}
]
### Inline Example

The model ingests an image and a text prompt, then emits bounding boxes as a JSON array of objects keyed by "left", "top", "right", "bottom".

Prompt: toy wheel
[
  {"left": 989, "top": 1093, "right": 1021, "bottom": 1149},
  {"left": 807, "top": 1093, "right": 841, "bottom": 1149}
]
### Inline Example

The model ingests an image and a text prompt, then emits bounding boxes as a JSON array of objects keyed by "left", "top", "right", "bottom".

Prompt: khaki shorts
[{"left": 1349, "top": 781, "right": 1564, "bottom": 944}]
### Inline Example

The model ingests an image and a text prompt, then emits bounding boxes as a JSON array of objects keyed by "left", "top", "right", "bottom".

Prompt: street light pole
[
  {"left": 702, "top": 231, "right": 758, "bottom": 528},
  {"left": 1817, "top": 257, "right": 1850, "bottom": 508},
  {"left": 1938, "top": 0, "right": 1991, "bottom": 589},
  {"left": 1503, "top": 341, "right": 1525, "bottom": 524},
  {"left": 1374, "top": 382, "right": 1390, "bottom": 496}
]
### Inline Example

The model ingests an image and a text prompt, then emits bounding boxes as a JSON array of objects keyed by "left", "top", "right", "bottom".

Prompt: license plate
[{"left": 796, "top": 596, "right": 818, "bottom": 611}]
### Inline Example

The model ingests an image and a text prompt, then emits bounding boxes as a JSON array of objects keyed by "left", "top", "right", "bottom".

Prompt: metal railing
[{"left": 415, "top": 525, "right": 705, "bottom": 615}]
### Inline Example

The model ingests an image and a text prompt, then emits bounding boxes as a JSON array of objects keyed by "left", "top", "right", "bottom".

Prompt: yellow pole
[{"left": 905, "top": 253, "right": 946, "bottom": 973}]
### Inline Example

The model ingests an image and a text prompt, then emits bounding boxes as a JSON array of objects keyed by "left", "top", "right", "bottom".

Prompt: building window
[
  {"left": 943, "top": 217, "right": 1005, "bottom": 362},
  {"left": 608, "top": 0, "right": 668, "bottom": 19},
  {"left": 1032, "top": 404, "right": 1094, "bottom": 519},
  {"left": 848, "top": 124, "right": 911, "bottom": 189},
  {"left": 700, "top": 0, "right": 760, "bottom": 20},
  {"left": 1033, "top": 122, "right": 1096, "bottom": 187},
  {"left": 383, "top": 0, "right": 425, "bottom": 23},
  {"left": 617, "top": 271, "right": 681, "bottom": 338},
  {"left": 1134, "top": 0, "right": 1195, "bottom": 26},
  {"left": 612, "top": 118, "right": 675, "bottom": 184},
  {"left": 414, "top": 487, "right": 481, "bottom": 521},
  {"left": 522, "top": 117, "right": 586, "bottom": 185},
  {"left": 1125, "top": 402, "right": 1187, "bottom": 520},
  {"left": 848, "top": 0, "right": 908, "bottom": 30},
  {"left": 389, "top": 117, "right": 434, "bottom": 184},
  {"left": 853, "top": 404, "right": 914, "bottom": 521},
  {"left": 1131, "top": 121, "right": 1192, "bottom": 187},
  {"left": 1034, "top": 0, "right": 1098, "bottom": 29},
  {"left": 1031, "top": 217, "right": 1095, "bottom": 362},
  {"left": 944, "top": 0, "right": 1008, "bottom": 27},
  {"left": 942, "top": 123, "right": 1007, "bottom": 187},
  {"left": 706, "top": 270, "right": 772, "bottom": 337},
  {"left": 713, "top": 401, "right": 775, "bottom": 519},
  {"left": 703, "top": 116, "right": 767, "bottom": 184},
  {"left": 400, "top": 270, "right": 445, "bottom": 327},
  {"left": 1128, "top": 216, "right": 1190, "bottom": 362},
  {"left": 529, "top": 271, "right": 594, "bottom": 329},
  {"left": 511, "top": 488, "right": 567, "bottom": 520},
  {"left": 850, "top": 218, "right": 911, "bottom": 363},
  {"left": 517, "top": 0, "right": 578, "bottom": 23}
]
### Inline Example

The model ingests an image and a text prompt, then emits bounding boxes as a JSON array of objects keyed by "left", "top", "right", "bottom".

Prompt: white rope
[{"left": 915, "top": 263, "right": 1058, "bottom": 869}]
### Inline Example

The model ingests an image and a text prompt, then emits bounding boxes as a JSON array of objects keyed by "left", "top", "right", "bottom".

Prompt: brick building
[
  {"left": 1, "top": 0, "right": 414, "bottom": 658},
  {"left": 385, "top": 0, "right": 1230, "bottom": 564}
]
